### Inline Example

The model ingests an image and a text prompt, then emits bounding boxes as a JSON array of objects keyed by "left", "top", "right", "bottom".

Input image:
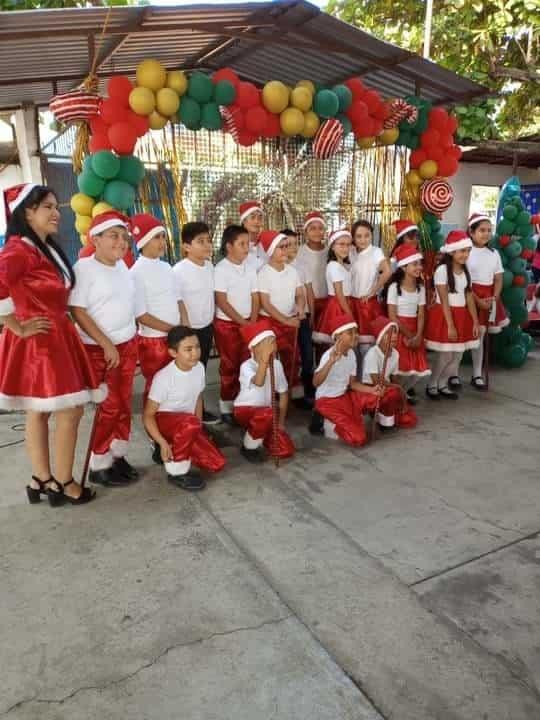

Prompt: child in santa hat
[
  {"left": 214, "top": 224, "right": 259, "bottom": 422},
  {"left": 240, "top": 200, "right": 267, "bottom": 272},
  {"left": 313, "top": 229, "right": 353, "bottom": 345},
  {"left": 425, "top": 230, "right": 480, "bottom": 399},
  {"left": 296, "top": 211, "right": 328, "bottom": 326},
  {"left": 350, "top": 219, "right": 390, "bottom": 355},
  {"left": 466, "top": 212, "right": 508, "bottom": 391},
  {"left": 143, "top": 325, "right": 226, "bottom": 491},
  {"left": 389, "top": 219, "right": 420, "bottom": 267},
  {"left": 385, "top": 244, "right": 431, "bottom": 404},
  {"left": 257, "top": 230, "right": 305, "bottom": 396},
  {"left": 233, "top": 319, "right": 295, "bottom": 462},
  {"left": 70, "top": 211, "right": 142, "bottom": 488}
]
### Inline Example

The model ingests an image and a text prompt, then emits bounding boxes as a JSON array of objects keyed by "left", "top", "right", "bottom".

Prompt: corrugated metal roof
[{"left": 0, "top": 1, "right": 487, "bottom": 110}]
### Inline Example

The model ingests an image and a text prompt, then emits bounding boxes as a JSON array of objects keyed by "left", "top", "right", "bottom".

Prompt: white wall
[{"left": 0, "top": 164, "right": 23, "bottom": 235}]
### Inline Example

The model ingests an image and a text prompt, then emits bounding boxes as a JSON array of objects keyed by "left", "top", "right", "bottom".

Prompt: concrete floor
[{"left": 1, "top": 353, "right": 540, "bottom": 719}]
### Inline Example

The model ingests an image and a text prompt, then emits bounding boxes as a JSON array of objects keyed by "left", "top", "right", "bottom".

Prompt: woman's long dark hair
[
  {"left": 6, "top": 185, "right": 76, "bottom": 287},
  {"left": 382, "top": 266, "right": 422, "bottom": 301},
  {"left": 436, "top": 252, "right": 471, "bottom": 293}
]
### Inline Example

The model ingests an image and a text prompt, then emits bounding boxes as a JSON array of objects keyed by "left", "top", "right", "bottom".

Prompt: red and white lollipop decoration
[{"left": 420, "top": 178, "right": 454, "bottom": 217}]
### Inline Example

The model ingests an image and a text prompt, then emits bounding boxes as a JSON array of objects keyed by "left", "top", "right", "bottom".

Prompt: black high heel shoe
[
  {"left": 59, "top": 479, "right": 96, "bottom": 506},
  {"left": 26, "top": 476, "right": 65, "bottom": 506},
  {"left": 26, "top": 476, "right": 48, "bottom": 504}
]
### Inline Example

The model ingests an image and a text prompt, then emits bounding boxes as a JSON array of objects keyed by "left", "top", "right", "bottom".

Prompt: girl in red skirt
[
  {"left": 466, "top": 212, "right": 508, "bottom": 391},
  {"left": 425, "top": 231, "right": 480, "bottom": 400},
  {"left": 350, "top": 219, "right": 390, "bottom": 353},
  {"left": 313, "top": 229, "right": 353, "bottom": 345},
  {"left": 385, "top": 244, "right": 431, "bottom": 405}
]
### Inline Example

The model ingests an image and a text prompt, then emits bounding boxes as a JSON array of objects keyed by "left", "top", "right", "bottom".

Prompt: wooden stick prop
[
  {"left": 483, "top": 327, "right": 490, "bottom": 391},
  {"left": 269, "top": 353, "right": 280, "bottom": 468},
  {"left": 370, "top": 326, "right": 397, "bottom": 443},
  {"left": 80, "top": 401, "right": 101, "bottom": 489},
  {"left": 288, "top": 324, "right": 299, "bottom": 395}
]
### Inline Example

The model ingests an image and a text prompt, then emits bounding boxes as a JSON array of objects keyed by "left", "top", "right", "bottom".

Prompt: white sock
[
  {"left": 471, "top": 328, "right": 486, "bottom": 378},
  {"left": 429, "top": 352, "right": 453, "bottom": 389},
  {"left": 440, "top": 352, "right": 463, "bottom": 388}
]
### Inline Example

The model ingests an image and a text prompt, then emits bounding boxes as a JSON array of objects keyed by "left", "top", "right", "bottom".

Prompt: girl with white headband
[{"left": 313, "top": 229, "right": 353, "bottom": 345}]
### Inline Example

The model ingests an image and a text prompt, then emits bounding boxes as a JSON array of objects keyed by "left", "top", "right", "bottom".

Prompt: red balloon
[
  {"left": 245, "top": 106, "right": 268, "bottom": 135},
  {"left": 236, "top": 82, "right": 260, "bottom": 109},
  {"left": 410, "top": 149, "right": 427, "bottom": 169},
  {"left": 512, "top": 275, "right": 526, "bottom": 287},
  {"left": 107, "top": 76, "right": 133, "bottom": 106},
  {"left": 446, "top": 115, "right": 459, "bottom": 134},
  {"left": 421, "top": 129, "right": 441, "bottom": 149},
  {"left": 89, "top": 133, "right": 111, "bottom": 153},
  {"left": 499, "top": 235, "right": 511, "bottom": 247},
  {"left": 263, "top": 111, "right": 281, "bottom": 138},
  {"left": 521, "top": 249, "right": 534, "bottom": 261},
  {"left": 101, "top": 98, "right": 129, "bottom": 126},
  {"left": 212, "top": 67, "right": 240, "bottom": 87},
  {"left": 428, "top": 107, "right": 449, "bottom": 130},
  {"left": 89, "top": 114, "right": 109, "bottom": 135},
  {"left": 437, "top": 155, "right": 459, "bottom": 177},
  {"left": 440, "top": 133, "right": 454, "bottom": 149},
  {"left": 373, "top": 103, "right": 390, "bottom": 121},
  {"left": 354, "top": 116, "right": 375, "bottom": 138},
  {"left": 127, "top": 110, "right": 150, "bottom": 137},
  {"left": 347, "top": 100, "right": 368, "bottom": 123},
  {"left": 237, "top": 130, "right": 258, "bottom": 147},
  {"left": 429, "top": 147, "right": 444, "bottom": 163},
  {"left": 363, "top": 89, "right": 382, "bottom": 114},
  {"left": 108, "top": 121, "right": 137, "bottom": 155},
  {"left": 344, "top": 77, "right": 366, "bottom": 99},
  {"left": 371, "top": 118, "right": 384, "bottom": 136},
  {"left": 530, "top": 213, "right": 540, "bottom": 224},
  {"left": 449, "top": 145, "right": 463, "bottom": 160}
]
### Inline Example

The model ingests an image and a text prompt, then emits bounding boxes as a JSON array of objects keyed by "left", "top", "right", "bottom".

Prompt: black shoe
[
  {"left": 471, "top": 376, "right": 488, "bottom": 392},
  {"left": 293, "top": 397, "right": 313, "bottom": 411},
  {"left": 89, "top": 467, "right": 131, "bottom": 487},
  {"left": 439, "top": 386, "right": 459, "bottom": 400},
  {"left": 113, "top": 456, "right": 139, "bottom": 481},
  {"left": 240, "top": 445, "right": 265, "bottom": 463},
  {"left": 308, "top": 410, "right": 324, "bottom": 435},
  {"left": 202, "top": 410, "right": 220, "bottom": 425},
  {"left": 425, "top": 387, "right": 441, "bottom": 401},
  {"left": 220, "top": 413, "right": 236, "bottom": 426},
  {"left": 61, "top": 479, "right": 96, "bottom": 505},
  {"left": 407, "top": 387, "right": 416, "bottom": 397},
  {"left": 448, "top": 376, "right": 462, "bottom": 390},
  {"left": 167, "top": 471, "right": 206, "bottom": 491},
  {"left": 378, "top": 423, "right": 398, "bottom": 433},
  {"left": 152, "top": 442, "right": 164, "bottom": 465},
  {"left": 406, "top": 389, "right": 417, "bottom": 406}
]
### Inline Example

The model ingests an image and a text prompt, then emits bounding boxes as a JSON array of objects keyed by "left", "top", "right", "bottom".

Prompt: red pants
[
  {"left": 355, "top": 386, "right": 417, "bottom": 428},
  {"left": 267, "top": 318, "right": 301, "bottom": 393},
  {"left": 84, "top": 338, "right": 138, "bottom": 470},
  {"left": 234, "top": 405, "right": 295, "bottom": 459},
  {"left": 138, "top": 336, "right": 170, "bottom": 404},
  {"left": 213, "top": 318, "right": 249, "bottom": 410},
  {"left": 156, "top": 412, "right": 226, "bottom": 474}
]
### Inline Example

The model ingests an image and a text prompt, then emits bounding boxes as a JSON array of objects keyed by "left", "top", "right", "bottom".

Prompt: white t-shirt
[
  {"left": 362, "top": 345, "right": 399, "bottom": 383},
  {"left": 214, "top": 258, "right": 258, "bottom": 321},
  {"left": 148, "top": 360, "right": 205, "bottom": 413},
  {"left": 173, "top": 259, "right": 214, "bottom": 329},
  {"left": 296, "top": 244, "right": 328, "bottom": 299},
  {"left": 434, "top": 265, "right": 468, "bottom": 307},
  {"left": 326, "top": 261, "right": 352, "bottom": 296},
  {"left": 234, "top": 356, "right": 288, "bottom": 407},
  {"left": 315, "top": 347, "right": 357, "bottom": 400},
  {"left": 386, "top": 282, "right": 426, "bottom": 318},
  {"left": 351, "top": 246, "right": 385, "bottom": 298},
  {"left": 467, "top": 246, "right": 503, "bottom": 286},
  {"left": 258, "top": 263, "right": 302, "bottom": 317},
  {"left": 131, "top": 255, "right": 182, "bottom": 338},
  {"left": 70, "top": 256, "right": 139, "bottom": 345},
  {"left": 246, "top": 243, "right": 267, "bottom": 272}
]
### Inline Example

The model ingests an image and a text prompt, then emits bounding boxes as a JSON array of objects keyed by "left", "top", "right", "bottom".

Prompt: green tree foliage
[{"left": 325, "top": 0, "right": 539, "bottom": 141}]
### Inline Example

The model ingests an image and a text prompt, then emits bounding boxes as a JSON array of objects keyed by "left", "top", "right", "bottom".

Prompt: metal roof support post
[{"left": 13, "top": 103, "right": 42, "bottom": 183}]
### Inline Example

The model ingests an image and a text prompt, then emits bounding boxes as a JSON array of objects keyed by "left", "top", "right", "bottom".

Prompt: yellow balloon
[
  {"left": 92, "top": 202, "right": 113, "bottom": 218},
  {"left": 70, "top": 192, "right": 95, "bottom": 217},
  {"left": 302, "top": 110, "right": 320, "bottom": 138},
  {"left": 156, "top": 87, "right": 180, "bottom": 117},
  {"left": 419, "top": 159, "right": 438, "bottom": 179},
  {"left": 136, "top": 59, "right": 167, "bottom": 92},
  {"left": 80, "top": 233, "right": 88, "bottom": 246},
  {"left": 378, "top": 127, "right": 399, "bottom": 145},
  {"left": 406, "top": 169, "right": 423, "bottom": 187},
  {"left": 129, "top": 86, "right": 155, "bottom": 116},
  {"left": 357, "top": 136, "right": 376, "bottom": 149},
  {"left": 296, "top": 79, "right": 316, "bottom": 95},
  {"left": 290, "top": 86, "right": 312, "bottom": 113},
  {"left": 262, "top": 81, "right": 290, "bottom": 114},
  {"left": 148, "top": 110, "right": 169, "bottom": 130},
  {"left": 75, "top": 214, "right": 92, "bottom": 235},
  {"left": 167, "top": 70, "right": 188, "bottom": 96},
  {"left": 280, "top": 107, "right": 305, "bottom": 136}
]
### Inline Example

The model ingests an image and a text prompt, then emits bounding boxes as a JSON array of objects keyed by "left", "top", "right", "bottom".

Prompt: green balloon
[
  {"left": 502, "top": 269, "right": 514, "bottom": 288},
  {"left": 313, "top": 89, "right": 339, "bottom": 119},
  {"left": 504, "top": 240, "right": 522, "bottom": 259},
  {"left": 82, "top": 156, "right": 94, "bottom": 174},
  {"left": 517, "top": 210, "right": 531, "bottom": 226},
  {"left": 336, "top": 114, "right": 352, "bottom": 136},
  {"left": 509, "top": 304, "right": 528, "bottom": 326},
  {"left": 509, "top": 257, "right": 527, "bottom": 274},
  {"left": 201, "top": 102, "right": 222, "bottom": 131},
  {"left": 179, "top": 96, "right": 201, "bottom": 130},
  {"left": 423, "top": 212, "right": 438, "bottom": 227},
  {"left": 213, "top": 79, "right": 236, "bottom": 106},
  {"left": 332, "top": 84, "right": 352, "bottom": 112},
  {"left": 431, "top": 231, "right": 445, "bottom": 250},
  {"left": 519, "top": 224, "right": 533, "bottom": 240},
  {"left": 503, "top": 204, "right": 518, "bottom": 220},
  {"left": 522, "top": 235, "right": 537, "bottom": 251},
  {"left": 501, "top": 343, "right": 527, "bottom": 368},
  {"left": 407, "top": 134, "right": 420, "bottom": 150},
  {"left": 522, "top": 332, "right": 534, "bottom": 351},
  {"left": 503, "top": 285, "right": 526, "bottom": 306},
  {"left": 91, "top": 150, "right": 120, "bottom": 180},
  {"left": 77, "top": 169, "right": 105, "bottom": 198},
  {"left": 103, "top": 180, "right": 135, "bottom": 211},
  {"left": 187, "top": 72, "right": 213, "bottom": 104},
  {"left": 497, "top": 218, "right": 515, "bottom": 235},
  {"left": 116, "top": 155, "right": 145, "bottom": 187},
  {"left": 396, "top": 129, "right": 410, "bottom": 147},
  {"left": 511, "top": 196, "right": 524, "bottom": 208}
]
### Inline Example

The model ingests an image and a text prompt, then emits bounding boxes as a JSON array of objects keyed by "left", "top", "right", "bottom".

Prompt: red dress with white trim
[
  {"left": 467, "top": 246, "right": 509, "bottom": 334},
  {"left": 386, "top": 281, "right": 431, "bottom": 378},
  {"left": 425, "top": 265, "right": 480, "bottom": 352},
  {"left": 314, "top": 261, "right": 352, "bottom": 344},
  {"left": 350, "top": 246, "right": 385, "bottom": 344},
  {"left": 0, "top": 236, "right": 106, "bottom": 412}
]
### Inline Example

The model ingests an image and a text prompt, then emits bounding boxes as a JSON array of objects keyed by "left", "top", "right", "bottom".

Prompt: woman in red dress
[{"left": 0, "top": 184, "right": 106, "bottom": 505}]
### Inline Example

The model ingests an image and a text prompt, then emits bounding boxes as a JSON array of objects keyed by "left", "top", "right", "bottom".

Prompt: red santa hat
[
  {"left": 239, "top": 201, "right": 263, "bottom": 223},
  {"left": 240, "top": 318, "right": 275, "bottom": 350},
  {"left": 3, "top": 183, "right": 39, "bottom": 222},
  {"left": 393, "top": 219, "right": 418, "bottom": 240},
  {"left": 328, "top": 229, "right": 352, "bottom": 247},
  {"left": 130, "top": 213, "right": 166, "bottom": 250},
  {"left": 441, "top": 229, "right": 472, "bottom": 254},
  {"left": 304, "top": 211, "right": 326, "bottom": 231},
  {"left": 88, "top": 210, "right": 130, "bottom": 238},
  {"left": 258, "top": 229, "right": 287, "bottom": 257},
  {"left": 330, "top": 312, "right": 357, "bottom": 339},
  {"left": 467, "top": 212, "right": 491, "bottom": 229},
  {"left": 371, "top": 315, "right": 398, "bottom": 346},
  {"left": 393, "top": 243, "right": 423, "bottom": 268}
]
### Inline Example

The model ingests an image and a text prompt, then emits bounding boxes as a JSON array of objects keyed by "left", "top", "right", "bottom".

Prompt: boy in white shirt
[
  {"left": 173, "top": 221, "right": 218, "bottom": 424},
  {"left": 70, "top": 211, "right": 142, "bottom": 488},
  {"left": 233, "top": 319, "right": 295, "bottom": 463},
  {"left": 143, "top": 326, "right": 226, "bottom": 491},
  {"left": 257, "top": 230, "right": 305, "bottom": 396},
  {"left": 296, "top": 211, "right": 328, "bottom": 324},
  {"left": 214, "top": 224, "right": 259, "bottom": 422}
]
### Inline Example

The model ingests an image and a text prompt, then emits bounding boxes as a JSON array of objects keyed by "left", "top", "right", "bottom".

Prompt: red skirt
[
  {"left": 425, "top": 304, "right": 479, "bottom": 352},
  {"left": 352, "top": 296, "right": 384, "bottom": 344},
  {"left": 472, "top": 283, "right": 509, "bottom": 334},
  {"left": 0, "top": 314, "right": 107, "bottom": 412},
  {"left": 313, "top": 296, "right": 349, "bottom": 345},
  {"left": 395, "top": 316, "right": 431, "bottom": 377},
  {"left": 313, "top": 297, "right": 327, "bottom": 328}
]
